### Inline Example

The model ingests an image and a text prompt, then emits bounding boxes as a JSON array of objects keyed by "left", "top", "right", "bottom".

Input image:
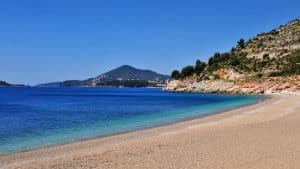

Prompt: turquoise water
[{"left": 0, "top": 87, "right": 263, "bottom": 155}]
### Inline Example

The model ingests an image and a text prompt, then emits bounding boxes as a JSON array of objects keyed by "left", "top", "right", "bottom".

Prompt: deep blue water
[{"left": 0, "top": 87, "right": 263, "bottom": 155}]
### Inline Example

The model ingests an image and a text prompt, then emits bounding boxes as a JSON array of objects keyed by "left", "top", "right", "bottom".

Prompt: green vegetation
[
  {"left": 181, "top": 65, "right": 195, "bottom": 78},
  {"left": 171, "top": 70, "right": 180, "bottom": 80},
  {"left": 171, "top": 44, "right": 299, "bottom": 80},
  {"left": 177, "top": 48, "right": 299, "bottom": 79},
  {"left": 237, "top": 38, "right": 245, "bottom": 49},
  {"left": 229, "top": 55, "right": 240, "bottom": 66},
  {"left": 170, "top": 60, "right": 208, "bottom": 79},
  {"left": 208, "top": 53, "right": 228, "bottom": 66},
  {"left": 263, "top": 53, "right": 270, "bottom": 60},
  {"left": 171, "top": 49, "right": 251, "bottom": 80},
  {"left": 59, "top": 80, "right": 90, "bottom": 87},
  {"left": 194, "top": 60, "right": 206, "bottom": 75},
  {"left": 170, "top": 19, "right": 300, "bottom": 80},
  {"left": 270, "top": 50, "right": 300, "bottom": 76},
  {"left": 96, "top": 80, "right": 150, "bottom": 87}
]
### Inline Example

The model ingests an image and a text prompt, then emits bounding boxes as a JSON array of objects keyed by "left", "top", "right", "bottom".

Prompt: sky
[{"left": 0, "top": 0, "right": 299, "bottom": 85}]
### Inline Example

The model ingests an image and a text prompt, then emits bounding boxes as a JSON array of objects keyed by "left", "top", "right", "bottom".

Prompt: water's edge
[{"left": 0, "top": 93, "right": 268, "bottom": 157}]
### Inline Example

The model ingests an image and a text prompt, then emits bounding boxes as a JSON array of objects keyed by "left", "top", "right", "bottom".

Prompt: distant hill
[
  {"left": 0, "top": 80, "right": 26, "bottom": 87},
  {"left": 91, "top": 65, "right": 169, "bottom": 84},
  {"left": 35, "top": 82, "right": 61, "bottom": 87},
  {"left": 36, "top": 65, "right": 170, "bottom": 87},
  {"left": 0, "top": 80, "right": 12, "bottom": 86}
]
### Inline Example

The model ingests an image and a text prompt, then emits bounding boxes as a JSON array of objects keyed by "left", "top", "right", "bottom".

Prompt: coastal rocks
[
  {"left": 164, "top": 75, "right": 300, "bottom": 95},
  {"left": 215, "top": 68, "right": 245, "bottom": 80},
  {"left": 164, "top": 80, "right": 180, "bottom": 91}
]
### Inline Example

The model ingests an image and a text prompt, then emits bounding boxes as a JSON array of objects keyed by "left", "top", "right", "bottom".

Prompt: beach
[{"left": 1, "top": 94, "right": 300, "bottom": 169}]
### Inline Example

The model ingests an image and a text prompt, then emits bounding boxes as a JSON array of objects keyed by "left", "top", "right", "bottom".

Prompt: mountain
[
  {"left": 37, "top": 65, "right": 170, "bottom": 87},
  {"left": 91, "top": 65, "right": 169, "bottom": 85},
  {"left": 166, "top": 18, "right": 300, "bottom": 94}
]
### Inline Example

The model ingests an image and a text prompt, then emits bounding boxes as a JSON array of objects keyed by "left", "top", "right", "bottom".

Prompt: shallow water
[{"left": 0, "top": 87, "right": 262, "bottom": 155}]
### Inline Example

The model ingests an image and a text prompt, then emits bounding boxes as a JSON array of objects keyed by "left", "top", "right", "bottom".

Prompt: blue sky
[{"left": 0, "top": 0, "right": 299, "bottom": 85}]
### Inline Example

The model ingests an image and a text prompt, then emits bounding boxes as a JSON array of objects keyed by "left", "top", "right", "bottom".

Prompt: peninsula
[
  {"left": 37, "top": 65, "right": 169, "bottom": 88},
  {"left": 0, "top": 80, "right": 26, "bottom": 87}
]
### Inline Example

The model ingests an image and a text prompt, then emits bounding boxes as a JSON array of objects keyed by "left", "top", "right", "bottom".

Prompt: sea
[{"left": 0, "top": 87, "right": 263, "bottom": 155}]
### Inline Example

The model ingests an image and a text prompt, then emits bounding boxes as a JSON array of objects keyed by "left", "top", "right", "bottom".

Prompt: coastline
[
  {"left": 1, "top": 94, "right": 300, "bottom": 168},
  {"left": 0, "top": 93, "right": 264, "bottom": 156},
  {"left": 164, "top": 76, "right": 300, "bottom": 95}
]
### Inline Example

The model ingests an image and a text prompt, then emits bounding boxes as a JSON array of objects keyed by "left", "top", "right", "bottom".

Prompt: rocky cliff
[{"left": 165, "top": 76, "right": 300, "bottom": 94}]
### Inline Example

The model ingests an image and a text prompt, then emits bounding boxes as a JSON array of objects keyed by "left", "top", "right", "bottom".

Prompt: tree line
[
  {"left": 171, "top": 60, "right": 207, "bottom": 80},
  {"left": 170, "top": 36, "right": 300, "bottom": 80},
  {"left": 171, "top": 38, "right": 246, "bottom": 80}
]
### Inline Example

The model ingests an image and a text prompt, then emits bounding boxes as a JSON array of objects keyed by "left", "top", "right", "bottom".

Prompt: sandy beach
[{"left": 1, "top": 94, "right": 300, "bottom": 169}]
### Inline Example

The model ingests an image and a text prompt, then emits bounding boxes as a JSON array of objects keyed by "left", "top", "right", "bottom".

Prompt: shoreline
[
  {"left": 0, "top": 94, "right": 265, "bottom": 157},
  {"left": 1, "top": 94, "right": 300, "bottom": 168}
]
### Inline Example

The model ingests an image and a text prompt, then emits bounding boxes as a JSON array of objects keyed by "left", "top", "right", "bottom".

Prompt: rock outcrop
[{"left": 164, "top": 76, "right": 300, "bottom": 94}]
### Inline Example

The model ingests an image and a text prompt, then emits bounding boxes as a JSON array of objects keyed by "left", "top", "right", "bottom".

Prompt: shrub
[
  {"left": 171, "top": 70, "right": 181, "bottom": 80},
  {"left": 257, "top": 42, "right": 264, "bottom": 48},
  {"left": 237, "top": 38, "right": 245, "bottom": 49},
  {"left": 231, "top": 47, "right": 235, "bottom": 53},
  {"left": 270, "top": 29, "right": 278, "bottom": 35},
  {"left": 263, "top": 53, "right": 270, "bottom": 60},
  {"left": 229, "top": 56, "right": 240, "bottom": 66},
  {"left": 208, "top": 53, "right": 220, "bottom": 66},
  {"left": 181, "top": 65, "right": 195, "bottom": 78},
  {"left": 194, "top": 60, "right": 206, "bottom": 75},
  {"left": 208, "top": 52, "right": 230, "bottom": 66},
  {"left": 270, "top": 50, "right": 300, "bottom": 76}
]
